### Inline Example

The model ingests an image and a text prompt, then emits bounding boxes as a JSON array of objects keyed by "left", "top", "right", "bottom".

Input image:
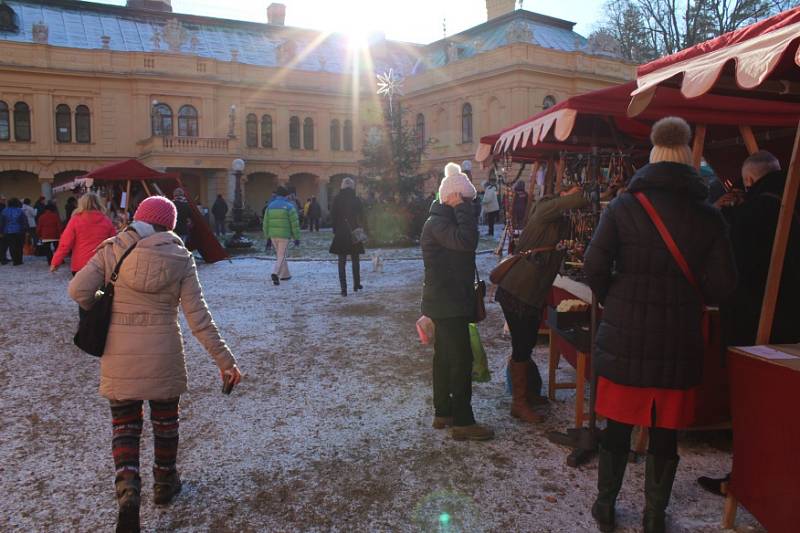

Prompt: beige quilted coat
[{"left": 69, "top": 229, "right": 236, "bottom": 400}]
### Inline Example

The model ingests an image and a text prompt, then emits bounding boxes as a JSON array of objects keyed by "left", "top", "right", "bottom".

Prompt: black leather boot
[
  {"left": 591, "top": 445, "right": 629, "bottom": 532},
  {"left": 643, "top": 454, "right": 679, "bottom": 533}
]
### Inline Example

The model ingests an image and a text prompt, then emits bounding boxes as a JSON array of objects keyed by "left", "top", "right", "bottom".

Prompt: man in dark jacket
[
  {"left": 698, "top": 150, "right": 800, "bottom": 497},
  {"left": 211, "top": 194, "right": 228, "bottom": 237},
  {"left": 421, "top": 162, "right": 493, "bottom": 442},
  {"left": 307, "top": 197, "right": 322, "bottom": 232},
  {"left": 172, "top": 188, "right": 193, "bottom": 244},
  {"left": 0, "top": 195, "right": 7, "bottom": 264}
]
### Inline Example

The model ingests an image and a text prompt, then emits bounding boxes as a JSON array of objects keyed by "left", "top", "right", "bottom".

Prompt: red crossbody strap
[{"left": 633, "top": 192, "right": 703, "bottom": 303}]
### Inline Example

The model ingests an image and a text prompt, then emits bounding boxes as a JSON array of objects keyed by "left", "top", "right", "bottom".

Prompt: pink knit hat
[{"left": 134, "top": 196, "right": 177, "bottom": 230}]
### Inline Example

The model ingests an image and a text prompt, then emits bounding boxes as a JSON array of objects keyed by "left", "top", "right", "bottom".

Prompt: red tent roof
[
  {"left": 477, "top": 81, "right": 800, "bottom": 163},
  {"left": 81, "top": 159, "right": 173, "bottom": 181},
  {"left": 630, "top": 7, "right": 800, "bottom": 114}
]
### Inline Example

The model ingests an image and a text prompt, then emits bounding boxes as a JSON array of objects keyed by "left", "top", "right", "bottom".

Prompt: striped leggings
[{"left": 110, "top": 398, "right": 180, "bottom": 483}]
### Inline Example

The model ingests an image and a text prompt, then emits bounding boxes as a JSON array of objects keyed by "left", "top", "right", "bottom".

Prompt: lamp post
[{"left": 225, "top": 158, "right": 253, "bottom": 250}]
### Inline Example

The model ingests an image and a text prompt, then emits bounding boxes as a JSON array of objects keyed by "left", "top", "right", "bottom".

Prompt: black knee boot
[
  {"left": 338, "top": 255, "right": 347, "bottom": 296},
  {"left": 643, "top": 454, "right": 679, "bottom": 533},
  {"left": 592, "top": 445, "right": 629, "bottom": 532},
  {"left": 115, "top": 475, "right": 141, "bottom": 533}
]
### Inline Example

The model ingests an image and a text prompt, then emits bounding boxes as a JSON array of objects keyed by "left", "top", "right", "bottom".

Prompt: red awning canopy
[
  {"left": 477, "top": 81, "right": 800, "bottom": 169},
  {"left": 629, "top": 7, "right": 800, "bottom": 115},
  {"left": 80, "top": 159, "right": 176, "bottom": 181}
]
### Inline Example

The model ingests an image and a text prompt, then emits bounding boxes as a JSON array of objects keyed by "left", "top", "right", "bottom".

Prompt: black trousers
[
  {"left": 497, "top": 288, "right": 543, "bottom": 395},
  {"left": 486, "top": 210, "right": 499, "bottom": 235},
  {"left": 5, "top": 233, "right": 23, "bottom": 265},
  {"left": 338, "top": 254, "right": 360, "bottom": 290},
  {"left": 0, "top": 235, "right": 8, "bottom": 263},
  {"left": 309, "top": 217, "right": 320, "bottom": 232},
  {"left": 432, "top": 317, "right": 476, "bottom": 427}
]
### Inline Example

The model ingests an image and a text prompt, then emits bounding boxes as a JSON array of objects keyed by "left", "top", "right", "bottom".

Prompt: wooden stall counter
[{"left": 723, "top": 344, "right": 800, "bottom": 533}]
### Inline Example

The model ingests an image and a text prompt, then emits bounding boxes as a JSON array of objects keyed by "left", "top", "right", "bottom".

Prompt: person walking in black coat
[
  {"left": 584, "top": 117, "right": 737, "bottom": 533},
  {"left": 211, "top": 194, "right": 229, "bottom": 237},
  {"left": 172, "top": 188, "right": 193, "bottom": 244},
  {"left": 329, "top": 178, "right": 365, "bottom": 296},
  {"left": 421, "top": 162, "right": 494, "bottom": 442},
  {"left": 307, "top": 197, "right": 322, "bottom": 232}
]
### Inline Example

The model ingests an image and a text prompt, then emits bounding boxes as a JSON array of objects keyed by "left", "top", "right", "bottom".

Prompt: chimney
[
  {"left": 486, "top": 0, "right": 516, "bottom": 20},
  {"left": 127, "top": 0, "right": 173, "bottom": 13},
  {"left": 267, "top": 3, "right": 286, "bottom": 26}
]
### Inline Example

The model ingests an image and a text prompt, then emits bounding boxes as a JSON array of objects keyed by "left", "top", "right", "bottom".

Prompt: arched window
[
  {"left": 0, "top": 101, "right": 9, "bottom": 141},
  {"left": 303, "top": 117, "right": 314, "bottom": 150},
  {"left": 177, "top": 105, "right": 198, "bottom": 137},
  {"left": 343, "top": 119, "right": 353, "bottom": 151},
  {"left": 151, "top": 103, "right": 173, "bottom": 136},
  {"left": 289, "top": 115, "right": 300, "bottom": 149},
  {"left": 75, "top": 105, "right": 91, "bottom": 143},
  {"left": 246, "top": 113, "right": 258, "bottom": 147},
  {"left": 13, "top": 102, "right": 30, "bottom": 142},
  {"left": 415, "top": 113, "right": 425, "bottom": 151},
  {"left": 543, "top": 95, "right": 556, "bottom": 109},
  {"left": 55, "top": 104, "right": 71, "bottom": 143},
  {"left": 261, "top": 114, "right": 273, "bottom": 148},
  {"left": 330, "top": 119, "right": 341, "bottom": 151},
  {"left": 461, "top": 102, "right": 472, "bottom": 144}
]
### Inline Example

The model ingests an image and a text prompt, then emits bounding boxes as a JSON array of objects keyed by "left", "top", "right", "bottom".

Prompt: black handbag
[{"left": 74, "top": 242, "right": 138, "bottom": 357}]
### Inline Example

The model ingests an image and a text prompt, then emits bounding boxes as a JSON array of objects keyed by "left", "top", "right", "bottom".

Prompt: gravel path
[{"left": 0, "top": 253, "right": 763, "bottom": 532}]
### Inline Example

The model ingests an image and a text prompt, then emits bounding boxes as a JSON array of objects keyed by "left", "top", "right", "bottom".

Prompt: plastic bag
[{"left": 470, "top": 323, "right": 491, "bottom": 383}]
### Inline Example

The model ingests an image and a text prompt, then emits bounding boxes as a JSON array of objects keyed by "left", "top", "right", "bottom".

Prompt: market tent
[
  {"left": 477, "top": 81, "right": 800, "bottom": 179},
  {"left": 627, "top": 7, "right": 800, "bottom": 346},
  {"left": 56, "top": 159, "right": 228, "bottom": 264}
]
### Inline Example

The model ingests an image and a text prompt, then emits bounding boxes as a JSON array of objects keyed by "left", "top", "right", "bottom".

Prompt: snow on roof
[{"left": 0, "top": 1, "right": 610, "bottom": 77}]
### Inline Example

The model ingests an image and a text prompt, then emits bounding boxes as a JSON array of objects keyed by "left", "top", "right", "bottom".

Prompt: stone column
[
  {"left": 41, "top": 180, "right": 53, "bottom": 201},
  {"left": 317, "top": 178, "right": 329, "bottom": 217}
]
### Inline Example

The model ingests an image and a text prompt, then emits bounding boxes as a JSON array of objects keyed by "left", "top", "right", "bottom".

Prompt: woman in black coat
[
  {"left": 329, "top": 178, "right": 365, "bottom": 296},
  {"left": 584, "top": 118, "right": 737, "bottom": 533},
  {"left": 421, "top": 162, "right": 493, "bottom": 442}
]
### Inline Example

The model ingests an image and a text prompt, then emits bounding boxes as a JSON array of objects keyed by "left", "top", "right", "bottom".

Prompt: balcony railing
[{"left": 139, "top": 135, "right": 231, "bottom": 155}]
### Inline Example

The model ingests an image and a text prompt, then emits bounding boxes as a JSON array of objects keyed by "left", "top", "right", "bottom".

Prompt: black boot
[
  {"left": 591, "top": 446, "right": 629, "bottom": 532},
  {"left": 643, "top": 454, "right": 679, "bottom": 533},
  {"left": 115, "top": 476, "right": 141, "bottom": 533},
  {"left": 338, "top": 255, "right": 348, "bottom": 296}
]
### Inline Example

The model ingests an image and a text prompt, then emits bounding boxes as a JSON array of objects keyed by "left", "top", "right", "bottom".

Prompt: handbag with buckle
[{"left": 489, "top": 246, "right": 556, "bottom": 285}]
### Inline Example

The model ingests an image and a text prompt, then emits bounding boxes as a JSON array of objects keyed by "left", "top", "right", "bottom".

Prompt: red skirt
[{"left": 595, "top": 376, "right": 698, "bottom": 430}]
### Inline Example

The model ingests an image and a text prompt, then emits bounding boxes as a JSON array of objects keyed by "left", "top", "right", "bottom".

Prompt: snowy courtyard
[{"left": 0, "top": 242, "right": 764, "bottom": 532}]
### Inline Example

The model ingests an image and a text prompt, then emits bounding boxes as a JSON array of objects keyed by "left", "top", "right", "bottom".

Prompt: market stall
[
  {"left": 475, "top": 80, "right": 800, "bottom": 439},
  {"left": 626, "top": 7, "right": 800, "bottom": 531},
  {"left": 54, "top": 160, "right": 228, "bottom": 264}
]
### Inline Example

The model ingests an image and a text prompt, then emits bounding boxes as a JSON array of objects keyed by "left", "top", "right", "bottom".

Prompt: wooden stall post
[
  {"left": 141, "top": 180, "right": 152, "bottom": 196},
  {"left": 739, "top": 125, "right": 760, "bottom": 155},
  {"left": 527, "top": 161, "right": 540, "bottom": 212},
  {"left": 692, "top": 124, "right": 707, "bottom": 170},
  {"left": 555, "top": 155, "right": 565, "bottom": 193},
  {"left": 124, "top": 180, "right": 131, "bottom": 210},
  {"left": 756, "top": 121, "right": 800, "bottom": 343}
]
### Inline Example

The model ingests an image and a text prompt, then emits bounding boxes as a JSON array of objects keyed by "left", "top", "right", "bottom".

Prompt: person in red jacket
[
  {"left": 51, "top": 192, "right": 117, "bottom": 275},
  {"left": 36, "top": 201, "right": 63, "bottom": 265}
]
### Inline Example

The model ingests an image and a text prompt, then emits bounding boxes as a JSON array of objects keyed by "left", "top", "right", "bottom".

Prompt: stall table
[
  {"left": 723, "top": 345, "right": 800, "bottom": 533},
  {"left": 546, "top": 278, "right": 730, "bottom": 430}
]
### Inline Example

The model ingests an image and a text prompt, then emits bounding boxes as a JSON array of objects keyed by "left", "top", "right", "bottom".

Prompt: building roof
[{"left": 0, "top": 0, "right": 619, "bottom": 77}]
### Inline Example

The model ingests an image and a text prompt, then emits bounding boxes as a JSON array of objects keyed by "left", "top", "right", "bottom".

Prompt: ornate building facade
[{"left": 0, "top": 0, "right": 634, "bottom": 213}]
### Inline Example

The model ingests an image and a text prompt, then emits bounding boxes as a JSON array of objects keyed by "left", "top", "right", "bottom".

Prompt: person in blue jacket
[{"left": 0, "top": 197, "right": 29, "bottom": 265}]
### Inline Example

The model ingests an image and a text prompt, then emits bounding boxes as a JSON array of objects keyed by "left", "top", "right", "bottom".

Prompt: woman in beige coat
[{"left": 69, "top": 196, "right": 241, "bottom": 533}]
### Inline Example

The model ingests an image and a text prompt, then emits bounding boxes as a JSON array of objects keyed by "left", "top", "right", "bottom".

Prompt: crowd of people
[
  {"left": 4, "top": 114, "right": 798, "bottom": 532},
  {"left": 421, "top": 116, "right": 799, "bottom": 533}
]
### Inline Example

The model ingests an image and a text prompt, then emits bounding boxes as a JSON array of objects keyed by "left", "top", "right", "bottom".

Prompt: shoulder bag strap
[
  {"left": 110, "top": 242, "right": 138, "bottom": 283},
  {"left": 633, "top": 192, "right": 703, "bottom": 304}
]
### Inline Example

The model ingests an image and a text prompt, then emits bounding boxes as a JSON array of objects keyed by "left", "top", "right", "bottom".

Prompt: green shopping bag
[{"left": 469, "top": 323, "right": 491, "bottom": 383}]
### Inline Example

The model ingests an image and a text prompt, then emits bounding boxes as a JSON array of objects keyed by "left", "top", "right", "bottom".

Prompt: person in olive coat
[
  {"left": 421, "top": 162, "right": 493, "bottom": 442},
  {"left": 329, "top": 178, "right": 365, "bottom": 296},
  {"left": 584, "top": 117, "right": 737, "bottom": 533}
]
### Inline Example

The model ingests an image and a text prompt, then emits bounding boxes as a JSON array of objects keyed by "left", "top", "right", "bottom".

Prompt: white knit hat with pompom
[
  {"left": 649, "top": 117, "right": 693, "bottom": 166},
  {"left": 439, "top": 162, "right": 477, "bottom": 201}
]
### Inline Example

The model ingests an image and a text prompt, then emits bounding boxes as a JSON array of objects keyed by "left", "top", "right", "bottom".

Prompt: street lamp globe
[{"left": 232, "top": 158, "right": 245, "bottom": 172}]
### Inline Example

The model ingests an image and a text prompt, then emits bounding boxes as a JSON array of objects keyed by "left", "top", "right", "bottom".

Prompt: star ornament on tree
[{"left": 376, "top": 68, "right": 404, "bottom": 114}]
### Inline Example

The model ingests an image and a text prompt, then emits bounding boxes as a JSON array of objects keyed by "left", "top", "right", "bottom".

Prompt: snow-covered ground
[{"left": 0, "top": 252, "right": 764, "bottom": 532}]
